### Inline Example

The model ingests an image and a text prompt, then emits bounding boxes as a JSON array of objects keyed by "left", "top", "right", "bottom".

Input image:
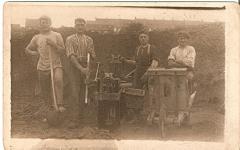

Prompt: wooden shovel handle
[{"left": 49, "top": 49, "right": 59, "bottom": 111}]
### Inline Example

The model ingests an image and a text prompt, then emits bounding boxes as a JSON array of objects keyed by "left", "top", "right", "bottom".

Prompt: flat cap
[
  {"left": 75, "top": 18, "right": 86, "bottom": 24},
  {"left": 177, "top": 31, "right": 190, "bottom": 39}
]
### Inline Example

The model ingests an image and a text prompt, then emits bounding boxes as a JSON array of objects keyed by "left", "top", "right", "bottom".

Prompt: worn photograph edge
[{"left": 3, "top": 2, "right": 240, "bottom": 150}]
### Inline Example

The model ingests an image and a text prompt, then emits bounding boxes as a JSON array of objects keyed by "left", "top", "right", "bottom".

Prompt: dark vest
[{"left": 135, "top": 44, "right": 151, "bottom": 67}]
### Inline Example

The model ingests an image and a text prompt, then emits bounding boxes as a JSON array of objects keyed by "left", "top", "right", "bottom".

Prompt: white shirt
[
  {"left": 26, "top": 31, "right": 65, "bottom": 71},
  {"left": 168, "top": 45, "right": 196, "bottom": 68}
]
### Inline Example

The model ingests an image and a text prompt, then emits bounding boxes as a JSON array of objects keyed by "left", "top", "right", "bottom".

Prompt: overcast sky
[{"left": 8, "top": 4, "right": 225, "bottom": 27}]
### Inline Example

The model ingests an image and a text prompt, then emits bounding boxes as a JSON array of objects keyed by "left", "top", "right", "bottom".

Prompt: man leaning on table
[{"left": 168, "top": 31, "right": 196, "bottom": 94}]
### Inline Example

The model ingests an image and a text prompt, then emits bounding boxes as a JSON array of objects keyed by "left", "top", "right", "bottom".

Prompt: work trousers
[
  {"left": 38, "top": 70, "right": 52, "bottom": 106},
  {"left": 186, "top": 70, "right": 195, "bottom": 94},
  {"left": 66, "top": 63, "right": 86, "bottom": 124},
  {"left": 133, "top": 65, "right": 149, "bottom": 89}
]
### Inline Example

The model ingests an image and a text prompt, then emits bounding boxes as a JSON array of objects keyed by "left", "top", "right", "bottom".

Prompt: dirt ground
[{"left": 11, "top": 85, "right": 224, "bottom": 142}]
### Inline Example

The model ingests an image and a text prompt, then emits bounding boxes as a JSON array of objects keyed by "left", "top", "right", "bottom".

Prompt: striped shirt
[{"left": 65, "top": 34, "right": 96, "bottom": 63}]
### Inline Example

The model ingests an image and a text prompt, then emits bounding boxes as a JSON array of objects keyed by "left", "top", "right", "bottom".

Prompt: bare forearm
[
  {"left": 174, "top": 63, "right": 185, "bottom": 68},
  {"left": 181, "top": 60, "right": 193, "bottom": 68},
  {"left": 25, "top": 48, "right": 39, "bottom": 56},
  {"left": 176, "top": 61, "right": 191, "bottom": 68},
  {"left": 46, "top": 38, "right": 65, "bottom": 55},
  {"left": 168, "top": 60, "right": 185, "bottom": 68},
  {"left": 70, "top": 55, "right": 84, "bottom": 71}
]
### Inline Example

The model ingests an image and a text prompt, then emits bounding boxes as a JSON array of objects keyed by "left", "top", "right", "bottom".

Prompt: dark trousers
[
  {"left": 133, "top": 65, "right": 149, "bottom": 89},
  {"left": 186, "top": 71, "right": 195, "bottom": 94},
  {"left": 66, "top": 63, "right": 86, "bottom": 124}
]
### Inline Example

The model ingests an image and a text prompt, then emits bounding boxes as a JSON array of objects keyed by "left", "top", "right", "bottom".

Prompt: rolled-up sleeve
[
  {"left": 183, "top": 47, "right": 196, "bottom": 68},
  {"left": 65, "top": 37, "right": 76, "bottom": 58},
  {"left": 56, "top": 33, "right": 65, "bottom": 49},
  {"left": 26, "top": 35, "right": 38, "bottom": 51},
  {"left": 168, "top": 48, "right": 176, "bottom": 60}
]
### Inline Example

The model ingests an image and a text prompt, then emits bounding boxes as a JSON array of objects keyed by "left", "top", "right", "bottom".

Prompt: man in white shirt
[
  {"left": 25, "top": 16, "right": 66, "bottom": 115},
  {"left": 167, "top": 31, "right": 197, "bottom": 125},
  {"left": 168, "top": 31, "right": 196, "bottom": 70},
  {"left": 168, "top": 31, "right": 196, "bottom": 93}
]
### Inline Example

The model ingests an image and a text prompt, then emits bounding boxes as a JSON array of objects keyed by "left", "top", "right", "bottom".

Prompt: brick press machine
[{"left": 93, "top": 55, "right": 196, "bottom": 137}]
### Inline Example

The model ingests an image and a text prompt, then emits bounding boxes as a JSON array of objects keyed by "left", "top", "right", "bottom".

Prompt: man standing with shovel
[
  {"left": 25, "top": 16, "right": 66, "bottom": 124},
  {"left": 65, "top": 18, "right": 96, "bottom": 129}
]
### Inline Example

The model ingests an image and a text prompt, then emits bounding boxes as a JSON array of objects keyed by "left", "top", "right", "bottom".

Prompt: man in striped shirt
[{"left": 65, "top": 18, "right": 96, "bottom": 128}]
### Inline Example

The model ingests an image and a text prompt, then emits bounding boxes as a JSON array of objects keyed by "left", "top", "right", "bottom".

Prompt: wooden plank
[
  {"left": 95, "top": 92, "right": 120, "bottom": 101},
  {"left": 121, "top": 88, "right": 145, "bottom": 96}
]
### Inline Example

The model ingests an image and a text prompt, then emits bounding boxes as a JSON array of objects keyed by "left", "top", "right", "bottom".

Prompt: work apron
[{"left": 133, "top": 44, "right": 151, "bottom": 89}]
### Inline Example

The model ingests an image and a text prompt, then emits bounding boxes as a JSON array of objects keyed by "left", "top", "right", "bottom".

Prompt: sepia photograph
[{"left": 3, "top": 2, "right": 240, "bottom": 150}]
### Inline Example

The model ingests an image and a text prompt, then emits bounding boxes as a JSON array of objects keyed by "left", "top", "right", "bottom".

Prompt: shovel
[
  {"left": 46, "top": 47, "right": 63, "bottom": 127},
  {"left": 85, "top": 53, "right": 91, "bottom": 104}
]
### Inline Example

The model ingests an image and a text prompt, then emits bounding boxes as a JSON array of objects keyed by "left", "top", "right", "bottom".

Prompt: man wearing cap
[
  {"left": 121, "top": 31, "right": 159, "bottom": 89},
  {"left": 168, "top": 31, "right": 196, "bottom": 92},
  {"left": 120, "top": 31, "right": 159, "bottom": 123},
  {"left": 25, "top": 16, "right": 66, "bottom": 115},
  {"left": 65, "top": 18, "right": 96, "bottom": 128}
]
